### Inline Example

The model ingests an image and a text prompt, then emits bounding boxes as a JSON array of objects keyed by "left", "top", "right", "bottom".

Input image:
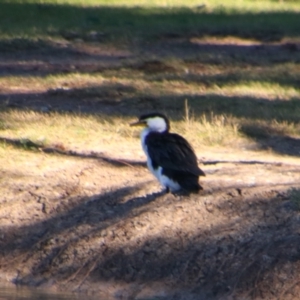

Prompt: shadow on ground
[
  {"left": 1, "top": 85, "right": 299, "bottom": 119},
  {"left": 1, "top": 179, "right": 300, "bottom": 299},
  {"left": 240, "top": 123, "right": 300, "bottom": 157}
]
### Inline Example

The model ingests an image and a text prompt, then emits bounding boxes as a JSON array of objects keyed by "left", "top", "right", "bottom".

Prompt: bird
[{"left": 130, "top": 112, "right": 205, "bottom": 193}]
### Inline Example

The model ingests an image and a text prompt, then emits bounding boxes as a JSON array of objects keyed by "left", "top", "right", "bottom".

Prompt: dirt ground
[{"left": 1, "top": 38, "right": 300, "bottom": 300}]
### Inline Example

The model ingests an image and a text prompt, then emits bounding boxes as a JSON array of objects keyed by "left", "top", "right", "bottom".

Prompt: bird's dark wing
[{"left": 145, "top": 132, "right": 205, "bottom": 176}]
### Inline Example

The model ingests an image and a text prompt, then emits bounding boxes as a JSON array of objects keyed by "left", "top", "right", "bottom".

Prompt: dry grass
[
  {"left": 0, "top": 110, "right": 135, "bottom": 150},
  {"left": 0, "top": 109, "right": 239, "bottom": 148}
]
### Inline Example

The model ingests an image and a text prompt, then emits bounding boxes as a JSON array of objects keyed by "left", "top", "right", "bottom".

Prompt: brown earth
[{"left": 1, "top": 37, "right": 300, "bottom": 300}]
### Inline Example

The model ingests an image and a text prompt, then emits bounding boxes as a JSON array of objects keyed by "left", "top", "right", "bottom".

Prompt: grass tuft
[{"left": 177, "top": 110, "right": 241, "bottom": 147}]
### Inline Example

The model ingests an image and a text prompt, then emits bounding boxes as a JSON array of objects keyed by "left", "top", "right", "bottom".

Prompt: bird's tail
[{"left": 180, "top": 175, "right": 203, "bottom": 193}]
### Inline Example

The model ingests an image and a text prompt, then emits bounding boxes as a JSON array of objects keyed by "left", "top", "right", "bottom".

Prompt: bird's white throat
[
  {"left": 146, "top": 117, "right": 167, "bottom": 133},
  {"left": 141, "top": 128, "right": 150, "bottom": 154}
]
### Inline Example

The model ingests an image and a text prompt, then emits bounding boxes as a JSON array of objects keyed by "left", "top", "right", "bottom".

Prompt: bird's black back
[{"left": 145, "top": 131, "right": 205, "bottom": 177}]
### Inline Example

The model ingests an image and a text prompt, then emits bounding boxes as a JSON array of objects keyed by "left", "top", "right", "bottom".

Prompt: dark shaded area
[
  {"left": 0, "top": 38, "right": 131, "bottom": 77},
  {"left": 0, "top": 137, "right": 42, "bottom": 150},
  {"left": 0, "top": 2, "right": 300, "bottom": 42},
  {"left": 0, "top": 286, "right": 91, "bottom": 300},
  {"left": 150, "top": 48, "right": 300, "bottom": 89},
  {"left": 0, "top": 38, "right": 300, "bottom": 88},
  {"left": 0, "top": 185, "right": 161, "bottom": 258},
  {"left": 1, "top": 88, "right": 300, "bottom": 121},
  {"left": 241, "top": 123, "right": 300, "bottom": 157}
]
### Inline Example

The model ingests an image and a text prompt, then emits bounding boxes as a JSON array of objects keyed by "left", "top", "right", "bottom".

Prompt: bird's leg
[{"left": 165, "top": 187, "right": 170, "bottom": 194}]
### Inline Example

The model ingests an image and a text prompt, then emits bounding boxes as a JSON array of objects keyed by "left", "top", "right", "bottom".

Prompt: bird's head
[{"left": 130, "top": 112, "right": 170, "bottom": 133}]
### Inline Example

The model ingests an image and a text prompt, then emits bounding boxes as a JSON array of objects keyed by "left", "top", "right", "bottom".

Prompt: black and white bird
[{"left": 130, "top": 112, "right": 205, "bottom": 193}]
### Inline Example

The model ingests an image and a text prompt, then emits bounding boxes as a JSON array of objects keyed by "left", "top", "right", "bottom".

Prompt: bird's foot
[{"left": 164, "top": 187, "right": 170, "bottom": 194}]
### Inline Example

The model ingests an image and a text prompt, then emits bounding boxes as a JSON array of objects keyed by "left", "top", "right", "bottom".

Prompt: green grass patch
[{"left": 0, "top": 0, "right": 300, "bottom": 43}]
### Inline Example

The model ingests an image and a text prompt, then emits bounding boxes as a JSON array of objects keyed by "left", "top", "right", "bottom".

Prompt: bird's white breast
[
  {"left": 140, "top": 128, "right": 180, "bottom": 192},
  {"left": 141, "top": 128, "right": 158, "bottom": 178},
  {"left": 159, "top": 168, "right": 181, "bottom": 192},
  {"left": 141, "top": 128, "right": 150, "bottom": 155}
]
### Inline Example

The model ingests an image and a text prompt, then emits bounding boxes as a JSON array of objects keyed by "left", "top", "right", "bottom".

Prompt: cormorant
[{"left": 130, "top": 112, "right": 205, "bottom": 193}]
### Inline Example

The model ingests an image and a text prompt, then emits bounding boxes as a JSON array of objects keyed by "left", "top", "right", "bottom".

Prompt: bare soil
[{"left": 1, "top": 37, "right": 300, "bottom": 300}]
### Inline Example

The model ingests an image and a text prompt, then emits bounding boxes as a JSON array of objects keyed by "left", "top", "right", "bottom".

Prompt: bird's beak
[{"left": 129, "top": 120, "right": 146, "bottom": 127}]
